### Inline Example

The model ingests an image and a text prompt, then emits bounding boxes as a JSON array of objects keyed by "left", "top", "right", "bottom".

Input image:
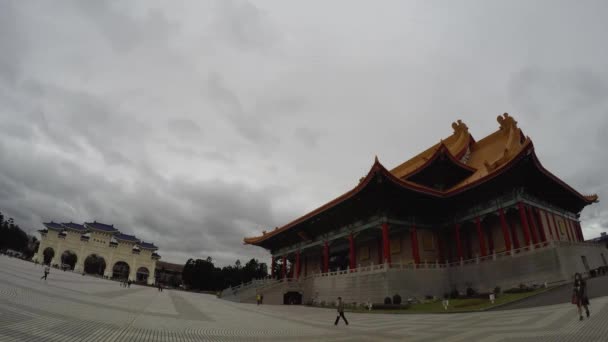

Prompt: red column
[
  {"left": 509, "top": 214, "right": 520, "bottom": 249},
  {"left": 271, "top": 256, "right": 276, "bottom": 278},
  {"left": 577, "top": 221, "right": 585, "bottom": 241},
  {"left": 534, "top": 208, "right": 548, "bottom": 242},
  {"left": 323, "top": 241, "right": 329, "bottom": 273},
  {"left": 411, "top": 226, "right": 420, "bottom": 265},
  {"left": 551, "top": 213, "right": 560, "bottom": 240},
  {"left": 282, "top": 255, "right": 287, "bottom": 278},
  {"left": 295, "top": 250, "right": 301, "bottom": 279},
  {"left": 572, "top": 220, "right": 580, "bottom": 241},
  {"left": 475, "top": 217, "right": 487, "bottom": 257},
  {"left": 571, "top": 220, "right": 580, "bottom": 241},
  {"left": 348, "top": 233, "right": 356, "bottom": 270},
  {"left": 377, "top": 238, "right": 383, "bottom": 264},
  {"left": 498, "top": 208, "right": 512, "bottom": 252},
  {"left": 564, "top": 217, "right": 573, "bottom": 241},
  {"left": 526, "top": 206, "right": 539, "bottom": 245},
  {"left": 486, "top": 225, "right": 494, "bottom": 254},
  {"left": 571, "top": 220, "right": 583, "bottom": 242},
  {"left": 436, "top": 232, "right": 444, "bottom": 263},
  {"left": 518, "top": 202, "right": 532, "bottom": 247},
  {"left": 381, "top": 223, "right": 391, "bottom": 264},
  {"left": 454, "top": 223, "right": 463, "bottom": 260}
]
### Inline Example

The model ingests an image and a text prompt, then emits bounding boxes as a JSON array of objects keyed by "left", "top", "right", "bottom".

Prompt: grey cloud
[
  {"left": 167, "top": 119, "right": 203, "bottom": 139},
  {"left": 0, "top": 1, "right": 607, "bottom": 268},
  {"left": 208, "top": 0, "right": 281, "bottom": 51}
]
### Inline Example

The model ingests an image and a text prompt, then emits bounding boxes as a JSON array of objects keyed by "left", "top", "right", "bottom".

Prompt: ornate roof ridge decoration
[
  {"left": 405, "top": 142, "right": 476, "bottom": 177},
  {"left": 84, "top": 221, "right": 119, "bottom": 232},
  {"left": 390, "top": 118, "right": 474, "bottom": 180},
  {"left": 43, "top": 222, "right": 64, "bottom": 231},
  {"left": 244, "top": 113, "right": 599, "bottom": 247},
  {"left": 113, "top": 233, "right": 141, "bottom": 243},
  {"left": 138, "top": 241, "right": 159, "bottom": 250},
  {"left": 61, "top": 222, "right": 86, "bottom": 231}
]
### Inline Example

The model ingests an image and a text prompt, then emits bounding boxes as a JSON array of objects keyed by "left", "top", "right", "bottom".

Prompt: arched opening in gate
[
  {"left": 60, "top": 250, "right": 78, "bottom": 270},
  {"left": 112, "top": 261, "right": 130, "bottom": 280},
  {"left": 84, "top": 254, "right": 106, "bottom": 276},
  {"left": 42, "top": 247, "right": 55, "bottom": 265},
  {"left": 136, "top": 267, "right": 150, "bottom": 283}
]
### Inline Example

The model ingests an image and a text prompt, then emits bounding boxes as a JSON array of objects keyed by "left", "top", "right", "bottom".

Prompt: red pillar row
[
  {"left": 498, "top": 208, "right": 512, "bottom": 252},
  {"left": 518, "top": 202, "right": 532, "bottom": 247},
  {"left": 454, "top": 223, "right": 463, "bottom": 260},
  {"left": 322, "top": 241, "right": 329, "bottom": 273},
  {"left": 475, "top": 217, "right": 487, "bottom": 257},
  {"left": 411, "top": 225, "right": 420, "bottom": 265},
  {"left": 381, "top": 223, "right": 391, "bottom": 264},
  {"left": 348, "top": 233, "right": 356, "bottom": 270},
  {"left": 537, "top": 208, "right": 553, "bottom": 241}
]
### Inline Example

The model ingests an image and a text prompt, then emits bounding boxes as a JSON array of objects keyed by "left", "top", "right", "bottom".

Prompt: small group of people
[
  {"left": 255, "top": 294, "right": 264, "bottom": 305},
  {"left": 120, "top": 279, "right": 131, "bottom": 288}
]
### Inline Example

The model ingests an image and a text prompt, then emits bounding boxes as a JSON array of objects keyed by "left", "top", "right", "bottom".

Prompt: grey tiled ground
[{"left": 1, "top": 256, "right": 607, "bottom": 341}]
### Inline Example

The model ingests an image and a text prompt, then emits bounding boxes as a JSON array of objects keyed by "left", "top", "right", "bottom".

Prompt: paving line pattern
[{"left": 1, "top": 256, "right": 607, "bottom": 341}]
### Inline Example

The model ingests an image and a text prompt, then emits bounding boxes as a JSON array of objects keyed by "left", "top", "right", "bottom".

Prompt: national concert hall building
[{"left": 237, "top": 114, "right": 606, "bottom": 305}]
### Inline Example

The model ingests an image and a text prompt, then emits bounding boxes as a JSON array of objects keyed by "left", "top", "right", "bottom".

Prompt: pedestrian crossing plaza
[{"left": 1, "top": 256, "right": 607, "bottom": 341}]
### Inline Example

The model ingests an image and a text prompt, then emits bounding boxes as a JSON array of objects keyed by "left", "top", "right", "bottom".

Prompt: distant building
[
  {"left": 155, "top": 261, "right": 184, "bottom": 288},
  {"left": 241, "top": 114, "right": 606, "bottom": 305},
  {"left": 587, "top": 232, "right": 608, "bottom": 249},
  {"left": 33, "top": 221, "right": 160, "bottom": 285}
]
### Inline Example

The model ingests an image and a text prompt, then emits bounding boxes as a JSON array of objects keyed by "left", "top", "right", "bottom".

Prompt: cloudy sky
[{"left": 1, "top": 0, "right": 607, "bottom": 266}]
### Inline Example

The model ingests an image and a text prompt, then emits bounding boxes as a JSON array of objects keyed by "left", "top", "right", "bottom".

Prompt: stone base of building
[{"left": 223, "top": 242, "right": 607, "bottom": 305}]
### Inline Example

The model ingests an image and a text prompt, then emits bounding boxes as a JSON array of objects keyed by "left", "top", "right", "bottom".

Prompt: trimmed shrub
[
  {"left": 494, "top": 286, "right": 501, "bottom": 295},
  {"left": 392, "top": 294, "right": 402, "bottom": 305},
  {"left": 466, "top": 287, "right": 477, "bottom": 297},
  {"left": 384, "top": 297, "right": 392, "bottom": 304}
]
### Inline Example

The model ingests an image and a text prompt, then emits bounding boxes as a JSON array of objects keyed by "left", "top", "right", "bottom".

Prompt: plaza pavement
[{"left": 1, "top": 256, "right": 607, "bottom": 342}]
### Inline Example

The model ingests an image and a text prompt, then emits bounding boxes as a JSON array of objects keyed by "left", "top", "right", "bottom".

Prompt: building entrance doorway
[{"left": 283, "top": 291, "right": 302, "bottom": 305}]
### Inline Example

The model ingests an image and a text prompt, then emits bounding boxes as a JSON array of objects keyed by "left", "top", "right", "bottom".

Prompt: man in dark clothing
[
  {"left": 334, "top": 297, "right": 349, "bottom": 325},
  {"left": 41, "top": 266, "right": 50, "bottom": 280}
]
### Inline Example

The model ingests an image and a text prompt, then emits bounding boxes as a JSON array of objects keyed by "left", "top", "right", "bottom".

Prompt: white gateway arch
[{"left": 33, "top": 221, "right": 160, "bottom": 285}]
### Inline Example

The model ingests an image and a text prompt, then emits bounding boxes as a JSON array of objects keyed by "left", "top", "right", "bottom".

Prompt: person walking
[
  {"left": 40, "top": 265, "right": 50, "bottom": 280},
  {"left": 334, "top": 297, "right": 349, "bottom": 326},
  {"left": 572, "top": 273, "right": 590, "bottom": 321},
  {"left": 256, "top": 294, "right": 261, "bottom": 305}
]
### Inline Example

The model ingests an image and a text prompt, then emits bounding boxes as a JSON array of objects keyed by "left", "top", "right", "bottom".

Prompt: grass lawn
[{"left": 344, "top": 287, "right": 553, "bottom": 314}]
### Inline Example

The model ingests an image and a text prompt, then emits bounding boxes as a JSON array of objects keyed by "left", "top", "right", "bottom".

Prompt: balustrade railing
[{"left": 299, "top": 240, "right": 601, "bottom": 280}]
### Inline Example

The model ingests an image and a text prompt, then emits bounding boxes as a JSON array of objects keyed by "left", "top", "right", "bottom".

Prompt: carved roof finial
[
  {"left": 497, "top": 113, "right": 517, "bottom": 130},
  {"left": 451, "top": 119, "right": 468, "bottom": 134}
]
